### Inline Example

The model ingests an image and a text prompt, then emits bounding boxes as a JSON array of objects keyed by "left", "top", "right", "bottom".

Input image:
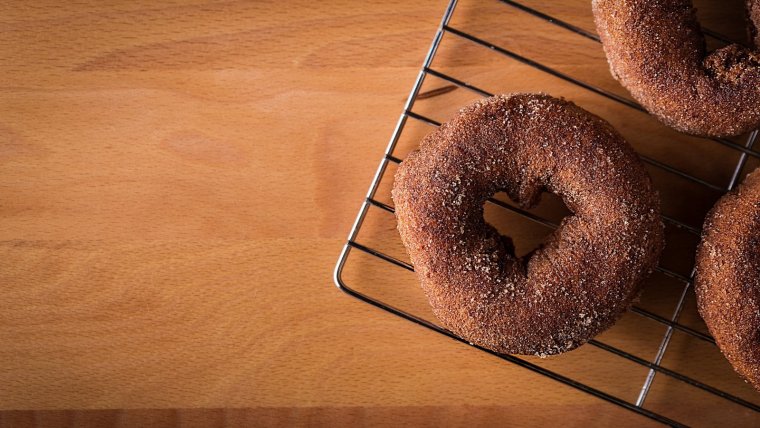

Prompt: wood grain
[{"left": 1, "top": 0, "right": 758, "bottom": 426}]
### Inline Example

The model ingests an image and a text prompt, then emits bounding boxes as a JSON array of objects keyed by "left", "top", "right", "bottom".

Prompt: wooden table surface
[{"left": 2, "top": 1, "right": 759, "bottom": 426}]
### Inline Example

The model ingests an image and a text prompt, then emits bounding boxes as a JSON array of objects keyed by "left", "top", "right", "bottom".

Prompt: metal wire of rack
[{"left": 333, "top": 1, "right": 760, "bottom": 426}]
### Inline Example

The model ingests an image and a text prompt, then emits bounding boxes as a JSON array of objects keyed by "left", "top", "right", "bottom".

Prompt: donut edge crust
[
  {"left": 695, "top": 168, "right": 760, "bottom": 391},
  {"left": 592, "top": 0, "right": 760, "bottom": 138}
]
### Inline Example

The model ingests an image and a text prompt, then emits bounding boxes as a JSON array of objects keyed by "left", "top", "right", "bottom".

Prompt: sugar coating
[
  {"left": 695, "top": 168, "right": 760, "bottom": 391},
  {"left": 391, "top": 94, "right": 664, "bottom": 356},
  {"left": 592, "top": 0, "right": 760, "bottom": 138}
]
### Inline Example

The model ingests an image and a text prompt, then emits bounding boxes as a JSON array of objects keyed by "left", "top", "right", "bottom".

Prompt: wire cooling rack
[{"left": 334, "top": 1, "right": 760, "bottom": 426}]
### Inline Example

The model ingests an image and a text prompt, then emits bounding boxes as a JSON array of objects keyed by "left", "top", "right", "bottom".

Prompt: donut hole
[{"left": 484, "top": 191, "right": 572, "bottom": 258}]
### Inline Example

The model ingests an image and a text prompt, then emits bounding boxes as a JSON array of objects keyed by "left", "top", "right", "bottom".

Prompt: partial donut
[
  {"left": 695, "top": 168, "right": 760, "bottom": 390},
  {"left": 391, "top": 94, "right": 664, "bottom": 356},
  {"left": 592, "top": 0, "right": 760, "bottom": 137}
]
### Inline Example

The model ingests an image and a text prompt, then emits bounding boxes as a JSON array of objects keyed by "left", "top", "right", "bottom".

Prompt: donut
[
  {"left": 592, "top": 0, "right": 760, "bottom": 137},
  {"left": 695, "top": 167, "right": 760, "bottom": 390},
  {"left": 391, "top": 94, "right": 664, "bottom": 356}
]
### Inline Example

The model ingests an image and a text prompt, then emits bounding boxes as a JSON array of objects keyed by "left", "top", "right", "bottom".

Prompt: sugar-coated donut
[
  {"left": 695, "top": 168, "right": 760, "bottom": 390},
  {"left": 392, "top": 94, "right": 664, "bottom": 356},
  {"left": 593, "top": 0, "right": 760, "bottom": 137}
]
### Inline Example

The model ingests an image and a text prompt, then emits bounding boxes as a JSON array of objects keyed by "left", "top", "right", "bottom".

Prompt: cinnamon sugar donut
[
  {"left": 592, "top": 0, "right": 760, "bottom": 137},
  {"left": 695, "top": 168, "right": 760, "bottom": 390},
  {"left": 391, "top": 94, "right": 664, "bottom": 356}
]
